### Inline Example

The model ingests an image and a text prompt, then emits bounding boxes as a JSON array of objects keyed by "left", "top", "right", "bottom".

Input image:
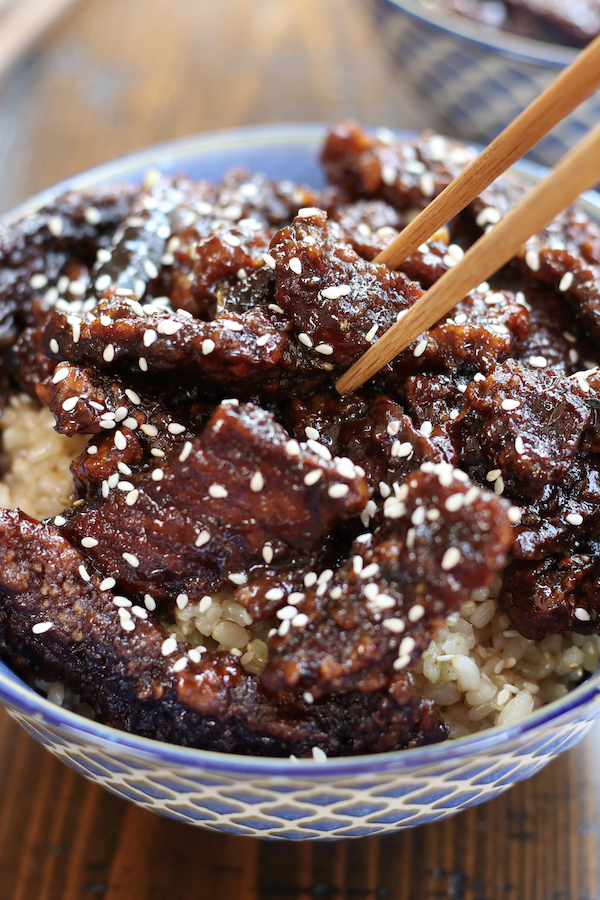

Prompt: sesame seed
[
  {"left": 151, "top": 470, "right": 164, "bottom": 482},
  {"left": 525, "top": 249, "right": 540, "bottom": 271},
  {"left": 144, "top": 594, "right": 157, "bottom": 611},
  {"left": 515, "top": 436, "right": 525, "bottom": 455},
  {"left": 179, "top": 441, "right": 193, "bottom": 463},
  {"left": 103, "top": 344, "right": 115, "bottom": 363},
  {"left": 321, "top": 285, "right": 351, "bottom": 300},
  {"left": 125, "top": 489, "right": 139, "bottom": 506},
  {"left": 328, "top": 483, "right": 349, "bottom": 499},
  {"left": 262, "top": 544, "right": 274, "bottom": 564},
  {"left": 306, "top": 439, "right": 331, "bottom": 460},
  {"left": 570, "top": 348, "right": 580, "bottom": 364},
  {"left": 420, "top": 421, "right": 433, "bottom": 438},
  {"left": 314, "top": 343, "right": 334, "bottom": 355},
  {"left": 413, "top": 339, "right": 427, "bottom": 358},
  {"left": 250, "top": 470, "right": 265, "bottom": 492},
  {"left": 289, "top": 257, "right": 302, "bottom": 275},
  {"left": 399, "top": 636, "right": 416, "bottom": 656},
  {"left": 175, "top": 593, "right": 189, "bottom": 610},
  {"left": 195, "top": 530, "right": 210, "bottom": 547},
  {"left": 79, "top": 565, "right": 91, "bottom": 582},
  {"left": 292, "top": 613, "right": 309, "bottom": 628},
  {"left": 559, "top": 272, "right": 574, "bottom": 292},
  {"left": 360, "top": 563, "right": 380, "bottom": 580},
  {"left": 278, "top": 619, "right": 290, "bottom": 637},
  {"left": 201, "top": 338, "right": 216, "bottom": 356},
  {"left": 141, "top": 424, "right": 159, "bottom": 437},
  {"left": 382, "top": 618, "right": 406, "bottom": 633},
  {"left": 187, "top": 648, "right": 203, "bottom": 663},
  {"left": 113, "top": 596, "right": 132, "bottom": 607},
  {"left": 143, "top": 329, "right": 157, "bottom": 347},
  {"left": 336, "top": 458, "right": 356, "bottom": 479},
  {"left": 32, "top": 622, "right": 53, "bottom": 634},
  {"left": 297, "top": 207, "right": 322, "bottom": 218},
  {"left": 494, "top": 476, "right": 505, "bottom": 495},
  {"left": 107, "top": 473, "right": 119, "bottom": 489},
  {"left": 228, "top": 572, "right": 247, "bottom": 585},
  {"left": 285, "top": 439, "right": 301, "bottom": 457},
  {"left": 304, "top": 426, "right": 319, "bottom": 441},
  {"left": 81, "top": 537, "right": 98, "bottom": 549},
  {"left": 121, "top": 619, "right": 136, "bottom": 632},
  {"left": 381, "top": 163, "right": 397, "bottom": 185},
  {"left": 61, "top": 396, "right": 78, "bottom": 412},
  {"left": 208, "top": 483, "right": 228, "bottom": 498},
  {"left": 441, "top": 547, "right": 461, "bottom": 570},
  {"left": 256, "top": 334, "right": 270, "bottom": 347},
  {"left": 575, "top": 607, "right": 591, "bottom": 621},
  {"left": 445, "top": 493, "right": 464, "bottom": 512},
  {"left": 501, "top": 399, "right": 520, "bottom": 411},
  {"left": 298, "top": 333, "right": 313, "bottom": 348},
  {"left": 304, "top": 572, "right": 318, "bottom": 588},
  {"left": 365, "top": 323, "right": 378, "bottom": 342},
  {"left": 529, "top": 356, "right": 547, "bottom": 368},
  {"left": 566, "top": 513, "right": 584, "bottom": 525},
  {"left": 304, "top": 468, "right": 323, "bottom": 486},
  {"left": 49, "top": 339, "right": 59, "bottom": 354},
  {"left": 48, "top": 216, "right": 63, "bottom": 237},
  {"left": 419, "top": 173, "right": 435, "bottom": 197},
  {"left": 161, "top": 637, "right": 178, "bottom": 656},
  {"left": 95, "top": 273, "right": 112, "bottom": 293},
  {"left": 268, "top": 304, "right": 284, "bottom": 314},
  {"left": 100, "top": 577, "right": 116, "bottom": 592},
  {"left": 289, "top": 592, "right": 306, "bottom": 605},
  {"left": 408, "top": 604, "right": 425, "bottom": 622},
  {"left": 139, "top": 357, "right": 148, "bottom": 371},
  {"left": 508, "top": 506, "right": 521, "bottom": 523},
  {"left": 486, "top": 469, "right": 502, "bottom": 482},
  {"left": 263, "top": 253, "right": 276, "bottom": 269},
  {"left": 54, "top": 515, "right": 66, "bottom": 526},
  {"left": 114, "top": 431, "right": 127, "bottom": 450},
  {"left": 393, "top": 654, "right": 411, "bottom": 670},
  {"left": 122, "top": 552, "right": 140, "bottom": 568}
]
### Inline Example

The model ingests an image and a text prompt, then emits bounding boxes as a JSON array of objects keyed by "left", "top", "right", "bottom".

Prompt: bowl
[
  {"left": 368, "top": 0, "right": 600, "bottom": 168},
  {"left": 3, "top": 123, "right": 600, "bottom": 840}
]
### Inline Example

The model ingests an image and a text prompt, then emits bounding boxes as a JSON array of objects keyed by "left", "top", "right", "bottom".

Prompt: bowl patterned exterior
[
  {"left": 369, "top": 0, "right": 600, "bottom": 168},
  {"left": 3, "top": 123, "right": 600, "bottom": 839}
]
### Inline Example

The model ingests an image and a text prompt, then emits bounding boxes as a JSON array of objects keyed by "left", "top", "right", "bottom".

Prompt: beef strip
[
  {"left": 0, "top": 508, "right": 447, "bottom": 756},
  {"left": 60, "top": 401, "right": 368, "bottom": 608},
  {"left": 262, "top": 462, "right": 514, "bottom": 697},
  {"left": 43, "top": 296, "right": 328, "bottom": 396}
]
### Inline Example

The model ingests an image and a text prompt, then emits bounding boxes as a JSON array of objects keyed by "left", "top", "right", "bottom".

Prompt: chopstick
[
  {"left": 0, "top": 0, "right": 80, "bottom": 82},
  {"left": 336, "top": 119, "right": 600, "bottom": 394},
  {"left": 373, "top": 32, "right": 600, "bottom": 270}
]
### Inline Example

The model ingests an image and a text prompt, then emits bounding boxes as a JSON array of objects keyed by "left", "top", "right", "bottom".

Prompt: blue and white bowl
[
  {"left": 368, "top": 0, "right": 600, "bottom": 167},
  {"left": 3, "top": 123, "right": 600, "bottom": 840}
]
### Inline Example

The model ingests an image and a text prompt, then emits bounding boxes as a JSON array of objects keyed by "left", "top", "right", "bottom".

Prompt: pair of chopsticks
[
  {"left": 336, "top": 33, "right": 600, "bottom": 394},
  {"left": 0, "top": 0, "right": 80, "bottom": 82}
]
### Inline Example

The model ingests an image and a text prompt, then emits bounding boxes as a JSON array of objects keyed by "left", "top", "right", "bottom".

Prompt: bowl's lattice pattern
[
  {"left": 7, "top": 704, "right": 597, "bottom": 839},
  {"left": 371, "top": 0, "right": 600, "bottom": 168}
]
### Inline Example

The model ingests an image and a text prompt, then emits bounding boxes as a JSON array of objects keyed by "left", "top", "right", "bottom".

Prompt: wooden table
[{"left": 0, "top": 1, "right": 598, "bottom": 897}]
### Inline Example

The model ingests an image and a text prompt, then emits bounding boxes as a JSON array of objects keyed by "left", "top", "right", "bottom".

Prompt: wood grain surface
[{"left": 0, "top": 1, "right": 598, "bottom": 898}]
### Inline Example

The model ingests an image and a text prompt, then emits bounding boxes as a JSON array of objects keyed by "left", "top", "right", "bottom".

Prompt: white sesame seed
[
  {"left": 441, "top": 547, "right": 461, "bottom": 570},
  {"left": 125, "top": 490, "right": 139, "bottom": 506},
  {"left": 447, "top": 243, "right": 464, "bottom": 262},
  {"left": 79, "top": 565, "right": 90, "bottom": 582},
  {"left": 515, "top": 436, "right": 525, "bottom": 455},
  {"left": 263, "top": 253, "right": 276, "bottom": 269},
  {"left": 420, "top": 421, "right": 433, "bottom": 438},
  {"left": 54, "top": 515, "right": 66, "bottom": 526},
  {"left": 103, "top": 344, "right": 115, "bottom": 363},
  {"left": 335, "top": 458, "right": 356, "bottom": 479},
  {"left": 121, "top": 619, "right": 136, "bottom": 632},
  {"left": 250, "top": 470, "right": 265, "bottom": 492},
  {"left": 328, "top": 483, "right": 349, "bottom": 499},
  {"left": 113, "top": 596, "right": 131, "bottom": 607},
  {"left": 305, "top": 426, "right": 320, "bottom": 441},
  {"left": 161, "top": 637, "right": 178, "bottom": 657},
  {"left": 289, "top": 592, "right": 306, "bottom": 605},
  {"left": 256, "top": 334, "right": 270, "bottom": 347},
  {"left": 168, "top": 423, "right": 186, "bottom": 435},
  {"left": 52, "top": 368, "right": 69, "bottom": 384},
  {"left": 304, "top": 468, "right": 323, "bottom": 486},
  {"left": 262, "top": 545, "right": 274, "bottom": 564},
  {"left": 315, "top": 343, "right": 334, "bottom": 355},
  {"left": 501, "top": 399, "right": 520, "bottom": 411},
  {"left": 393, "top": 654, "right": 412, "bottom": 671},
  {"left": 49, "top": 339, "right": 59, "bottom": 354},
  {"left": 107, "top": 473, "right": 119, "bottom": 489},
  {"left": 61, "top": 396, "right": 78, "bottom": 412},
  {"left": 114, "top": 431, "right": 127, "bottom": 451},
  {"left": 508, "top": 506, "right": 522, "bottom": 524},
  {"left": 95, "top": 273, "right": 112, "bottom": 293},
  {"left": 208, "top": 483, "right": 228, "bottom": 499},
  {"left": 413, "top": 339, "right": 427, "bottom": 358},
  {"left": 306, "top": 439, "right": 331, "bottom": 460},
  {"left": 151, "top": 470, "right": 164, "bottom": 482},
  {"left": 202, "top": 338, "right": 215, "bottom": 355},
  {"left": 575, "top": 607, "right": 591, "bottom": 621},
  {"left": 298, "top": 207, "right": 322, "bottom": 218},
  {"left": 285, "top": 439, "right": 301, "bottom": 457},
  {"left": 312, "top": 746, "right": 327, "bottom": 761},
  {"left": 187, "top": 648, "right": 203, "bottom": 664},
  {"left": 172, "top": 657, "right": 188, "bottom": 673},
  {"left": 100, "top": 577, "right": 116, "bottom": 591},
  {"left": 143, "top": 329, "right": 157, "bottom": 347},
  {"left": 278, "top": 619, "right": 291, "bottom": 637},
  {"left": 304, "top": 572, "right": 318, "bottom": 588},
  {"left": 399, "top": 636, "right": 416, "bottom": 656},
  {"left": 419, "top": 173, "right": 435, "bottom": 197},
  {"left": 381, "top": 163, "right": 397, "bottom": 185},
  {"left": 141, "top": 424, "right": 159, "bottom": 437},
  {"left": 292, "top": 613, "right": 309, "bottom": 628},
  {"left": 144, "top": 594, "right": 157, "bottom": 611},
  {"left": 486, "top": 469, "right": 502, "bottom": 482},
  {"left": 179, "top": 441, "right": 193, "bottom": 463},
  {"left": 321, "top": 285, "right": 351, "bottom": 300},
  {"left": 32, "top": 622, "right": 53, "bottom": 634},
  {"left": 525, "top": 249, "right": 540, "bottom": 272},
  {"left": 570, "top": 348, "right": 580, "bottom": 365},
  {"left": 559, "top": 272, "right": 574, "bottom": 292},
  {"left": 289, "top": 257, "right": 302, "bottom": 275},
  {"left": 81, "top": 537, "right": 98, "bottom": 549},
  {"left": 48, "top": 216, "right": 63, "bottom": 237},
  {"left": 408, "top": 604, "right": 425, "bottom": 622},
  {"left": 566, "top": 513, "right": 584, "bottom": 525},
  {"left": 298, "top": 333, "right": 313, "bottom": 348},
  {"left": 360, "top": 563, "right": 380, "bottom": 579},
  {"left": 228, "top": 573, "right": 247, "bottom": 585},
  {"left": 382, "top": 618, "right": 406, "bottom": 633},
  {"left": 122, "top": 552, "right": 140, "bottom": 568},
  {"left": 529, "top": 356, "right": 547, "bottom": 368},
  {"left": 494, "top": 476, "right": 505, "bottom": 495},
  {"left": 444, "top": 493, "right": 464, "bottom": 512},
  {"left": 195, "top": 530, "right": 210, "bottom": 547}
]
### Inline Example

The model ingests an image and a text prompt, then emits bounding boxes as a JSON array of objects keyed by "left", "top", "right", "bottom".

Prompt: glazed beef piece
[
  {"left": 43, "top": 296, "right": 328, "bottom": 396},
  {"left": 425, "top": 0, "right": 600, "bottom": 48},
  {"left": 0, "top": 509, "right": 446, "bottom": 756},
  {"left": 499, "top": 548, "right": 600, "bottom": 641},
  {"left": 263, "top": 463, "right": 514, "bottom": 697},
  {"left": 0, "top": 185, "right": 137, "bottom": 347},
  {"left": 60, "top": 401, "right": 368, "bottom": 608}
]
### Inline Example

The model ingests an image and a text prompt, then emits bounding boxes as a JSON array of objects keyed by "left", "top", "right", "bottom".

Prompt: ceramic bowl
[
  {"left": 2, "top": 123, "right": 600, "bottom": 840},
  {"left": 368, "top": 0, "right": 600, "bottom": 168}
]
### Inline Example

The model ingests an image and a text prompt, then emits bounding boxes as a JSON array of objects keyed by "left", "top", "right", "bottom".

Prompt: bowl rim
[
  {"left": 374, "top": 0, "right": 579, "bottom": 68},
  {"left": 2, "top": 120, "right": 600, "bottom": 777}
]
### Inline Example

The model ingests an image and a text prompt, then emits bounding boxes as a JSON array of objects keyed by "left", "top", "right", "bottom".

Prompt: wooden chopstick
[
  {"left": 0, "top": 0, "right": 80, "bottom": 82},
  {"left": 336, "top": 119, "right": 600, "bottom": 394},
  {"left": 373, "top": 32, "right": 600, "bottom": 270}
]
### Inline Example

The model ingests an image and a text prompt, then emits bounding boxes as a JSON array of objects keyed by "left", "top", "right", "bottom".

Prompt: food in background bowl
[
  {"left": 420, "top": 0, "right": 600, "bottom": 48},
  {"left": 2, "top": 122, "right": 600, "bottom": 763}
]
